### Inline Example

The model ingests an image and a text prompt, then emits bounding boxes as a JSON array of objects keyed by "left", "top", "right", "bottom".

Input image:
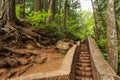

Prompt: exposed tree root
[
  {"left": 0, "top": 64, "right": 33, "bottom": 79},
  {"left": 21, "top": 27, "right": 42, "bottom": 47},
  {"left": 4, "top": 47, "right": 40, "bottom": 55},
  {"left": 0, "top": 23, "right": 42, "bottom": 48},
  {"left": 0, "top": 22, "right": 57, "bottom": 79}
]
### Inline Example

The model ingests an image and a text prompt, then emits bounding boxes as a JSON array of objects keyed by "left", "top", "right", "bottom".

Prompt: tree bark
[
  {"left": 0, "top": 0, "right": 20, "bottom": 26},
  {"left": 91, "top": 0, "right": 99, "bottom": 40},
  {"left": 46, "top": 0, "right": 54, "bottom": 24},
  {"left": 63, "top": 0, "right": 67, "bottom": 30},
  {"left": 43, "top": 0, "right": 46, "bottom": 11},
  {"left": 34, "top": 0, "right": 41, "bottom": 11},
  {"left": 106, "top": 0, "right": 118, "bottom": 72},
  {"left": 19, "top": 0, "right": 25, "bottom": 20}
]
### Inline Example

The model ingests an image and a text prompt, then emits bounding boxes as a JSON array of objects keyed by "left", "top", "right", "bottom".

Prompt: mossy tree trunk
[
  {"left": 106, "top": 0, "right": 118, "bottom": 72},
  {"left": 19, "top": 0, "right": 25, "bottom": 20},
  {"left": 63, "top": 0, "right": 67, "bottom": 30},
  {"left": 0, "top": 0, "right": 41, "bottom": 49},
  {"left": 34, "top": 0, "right": 42, "bottom": 11},
  {"left": 91, "top": 0, "right": 99, "bottom": 40},
  {"left": 0, "top": 0, "right": 20, "bottom": 27},
  {"left": 46, "top": 0, "right": 54, "bottom": 24},
  {"left": 43, "top": 0, "right": 46, "bottom": 11}
]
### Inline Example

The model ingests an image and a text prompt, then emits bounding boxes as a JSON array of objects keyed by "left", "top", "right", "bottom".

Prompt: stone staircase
[{"left": 74, "top": 40, "right": 94, "bottom": 80}]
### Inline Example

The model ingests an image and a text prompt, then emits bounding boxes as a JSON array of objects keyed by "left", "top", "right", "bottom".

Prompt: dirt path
[{"left": 22, "top": 49, "right": 64, "bottom": 76}]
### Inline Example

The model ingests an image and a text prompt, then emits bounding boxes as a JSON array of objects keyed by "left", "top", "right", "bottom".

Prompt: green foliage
[
  {"left": 25, "top": 3, "right": 94, "bottom": 40},
  {"left": 102, "top": 53, "right": 107, "bottom": 59},
  {"left": 118, "top": 54, "right": 120, "bottom": 73},
  {"left": 27, "top": 10, "right": 51, "bottom": 28},
  {"left": 118, "top": 45, "right": 120, "bottom": 53},
  {"left": 118, "top": 45, "right": 120, "bottom": 73},
  {"left": 51, "top": 10, "right": 95, "bottom": 40},
  {"left": 97, "top": 38, "right": 107, "bottom": 59},
  {"left": 45, "top": 13, "right": 64, "bottom": 38},
  {"left": 49, "top": 21, "right": 65, "bottom": 38},
  {"left": 27, "top": 12, "right": 64, "bottom": 38},
  {"left": 66, "top": 18, "right": 81, "bottom": 39},
  {"left": 65, "top": 11, "right": 95, "bottom": 40},
  {"left": 97, "top": 38, "right": 107, "bottom": 48},
  {"left": 16, "top": 4, "right": 25, "bottom": 19},
  {"left": 78, "top": 11, "right": 95, "bottom": 39},
  {"left": 25, "top": 0, "right": 34, "bottom": 14},
  {"left": 16, "top": 4, "right": 21, "bottom": 18}
]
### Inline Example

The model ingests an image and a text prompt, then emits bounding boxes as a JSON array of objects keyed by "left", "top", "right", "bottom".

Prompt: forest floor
[
  {"left": 0, "top": 47, "right": 64, "bottom": 79},
  {"left": 0, "top": 22, "right": 74, "bottom": 79}
]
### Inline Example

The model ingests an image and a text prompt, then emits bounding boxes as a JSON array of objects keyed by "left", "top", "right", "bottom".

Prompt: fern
[{"left": 27, "top": 10, "right": 51, "bottom": 28}]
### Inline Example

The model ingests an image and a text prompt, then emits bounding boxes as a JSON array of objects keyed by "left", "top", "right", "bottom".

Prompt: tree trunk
[
  {"left": 43, "top": 0, "right": 46, "bottom": 11},
  {"left": 0, "top": 0, "right": 20, "bottom": 26},
  {"left": 46, "top": 0, "right": 54, "bottom": 24},
  {"left": 91, "top": 0, "right": 99, "bottom": 40},
  {"left": 34, "top": 0, "right": 41, "bottom": 11},
  {"left": 106, "top": 0, "right": 118, "bottom": 72},
  {"left": 63, "top": 0, "right": 67, "bottom": 30},
  {"left": 58, "top": 0, "right": 62, "bottom": 13},
  {"left": 57, "top": 0, "right": 62, "bottom": 27},
  {"left": 19, "top": 0, "right": 25, "bottom": 20},
  {"left": 0, "top": 0, "right": 42, "bottom": 53}
]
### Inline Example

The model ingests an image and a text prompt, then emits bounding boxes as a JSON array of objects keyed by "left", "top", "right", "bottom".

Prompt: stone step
[
  {"left": 78, "top": 56, "right": 90, "bottom": 60},
  {"left": 79, "top": 54, "right": 90, "bottom": 57},
  {"left": 75, "top": 71, "right": 93, "bottom": 77},
  {"left": 80, "top": 52, "right": 89, "bottom": 54},
  {"left": 75, "top": 76, "right": 94, "bottom": 80},
  {"left": 77, "top": 63, "right": 91, "bottom": 67},
  {"left": 74, "top": 41, "right": 94, "bottom": 80},
  {"left": 76, "top": 67, "right": 92, "bottom": 72},
  {"left": 81, "top": 49, "right": 88, "bottom": 52},
  {"left": 78, "top": 59, "right": 91, "bottom": 63}
]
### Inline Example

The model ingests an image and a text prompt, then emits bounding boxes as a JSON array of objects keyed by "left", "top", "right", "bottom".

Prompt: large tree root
[
  {"left": 21, "top": 27, "right": 42, "bottom": 47},
  {"left": 0, "top": 23, "right": 42, "bottom": 49},
  {"left": 0, "top": 64, "right": 33, "bottom": 79},
  {"left": 0, "top": 23, "right": 41, "bottom": 79},
  {"left": 4, "top": 47, "right": 40, "bottom": 55},
  {"left": 0, "top": 22, "right": 54, "bottom": 79}
]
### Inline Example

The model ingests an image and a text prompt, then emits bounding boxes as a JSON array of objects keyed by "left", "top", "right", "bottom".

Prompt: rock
[
  {"left": 34, "top": 54, "right": 47, "bottom": 64},
  {"left": 56, "top": 40, "right": 70, "bottom": 50},
  {"left": 0, "top": 69, "right": 7, "bottom": 75},
  {"left": 18, "top": 58, "right": 28, "bottom": 65},
  {"left": 25, "top": 43, "right": 34, "bottom": 50}
]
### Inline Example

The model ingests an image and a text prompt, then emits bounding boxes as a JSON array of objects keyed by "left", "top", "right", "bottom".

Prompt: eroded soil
[{"left": 0, "top": 47, "right": 64, "bottom": 79}]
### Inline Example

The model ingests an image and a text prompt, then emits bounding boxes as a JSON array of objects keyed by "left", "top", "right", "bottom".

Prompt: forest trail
[{"left": 74, "top": 40, "right": 94, "bottom": 80}]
